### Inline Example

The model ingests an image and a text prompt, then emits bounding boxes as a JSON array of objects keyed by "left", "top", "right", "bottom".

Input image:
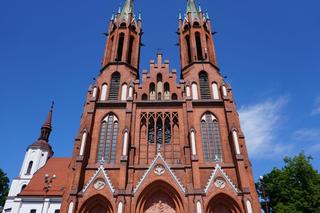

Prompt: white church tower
[{"left": 3, "top": 106, "right": 54, "bottom": 213}]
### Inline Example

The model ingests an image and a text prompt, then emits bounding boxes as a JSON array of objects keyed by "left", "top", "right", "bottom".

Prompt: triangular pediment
[
  {"left": 133, "top": 153, "right": 186, "bottom": 195},
  {"left": 82, "top": 165, "right": 115, "bottom": 194},
  {"left": 204, "top": 164, "right": 240, "bottom": 194}
]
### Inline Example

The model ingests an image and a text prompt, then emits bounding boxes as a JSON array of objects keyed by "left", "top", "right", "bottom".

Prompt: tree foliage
[
  {"left": 257, "top": 153, "right": 320, "bottom": 213},
  {"left": 0, "top": 168, "right": 9, "bottom": 207}
]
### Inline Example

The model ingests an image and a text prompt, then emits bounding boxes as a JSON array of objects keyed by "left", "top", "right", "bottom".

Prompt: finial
[
  {"left": 206, "top": 11, "right": 210, "bottom": 20},
  {"left": 138, "top": 11, "right": 142, "bottom": 21},
  {"left": 118, "top": 6, "right": 121, "bottom": 14},
  {"left": 198, "top": 5, "right": 202, "bottom": 12},
  {"left": 50, "top": 101, "right": 54, "bottom": 111},
  {"left": 179, "top": 10, "right": 182, "bottom": 20},
  {"left": 111, "top": 13, "right": 115, "bottom": 21}
]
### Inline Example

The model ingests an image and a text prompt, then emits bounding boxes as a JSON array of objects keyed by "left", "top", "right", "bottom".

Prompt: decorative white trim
[
  {"left": 204, "top": 164, "right": 239, "bottom": 194},
  {"left": 82, "top": 165, "right": 115, "bottom": 194},
  {"left": 133, "top": 153, "right": 186, "bottom": 194}
]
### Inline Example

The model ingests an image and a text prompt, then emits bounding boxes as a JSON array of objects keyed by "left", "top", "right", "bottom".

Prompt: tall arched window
[
  {"left": 212, "top": 82, "right": 219, "bottom": 100},
  {"left": 30, "top": 210, "right": 36, "bottom": 213},
  {"left": 157, "top": 73, "right": 163, "bottom": 99},
  {"left": 121, "top": 83, "right": 128, "bottom": 101},
  {"left": 185, "top": 35, "right": 192, "bottom": 63},
  {"left": 97, "top": 114, "right": 119, "bottom": 163},
  {"left": 127, "top": 36, "right": 134, "bottom": 64},
  {"left": 100, "top": 84, "right": 108, "bottom": 101},
  {"left": 26, "top": 161, "right": 33, "bottom": 175},
  {"left": 116, "top": 33, "right": 125, "bottom": 61},
  {"left": 148, "top": 117, "right": 155, "bottom": 143},
  {"left": 192, "top": 83, "right": 199, "bottom": 100},
  {"left": 164, "top": 117, "right": 171, "bottom": 144},
  {"left": 156, "top": 118, "right": 163, "bottom": 144},
  {"left": 201, "top": 113, "right": 222, "bottom": 162},
  {"left": 149, "top": 83, "right": 156, "bottom": 100},
  {"left": 109, "top": 72, "right": 121, "bottom": 100},
  {"left": 199, "top": 71, "right": 210, "bottom": 99},
  {"left": 164, "top": 83, "right": 170, "bottom": 100},
  {"left": 195, "top": 32, "right": 203, "bottom": 60}
]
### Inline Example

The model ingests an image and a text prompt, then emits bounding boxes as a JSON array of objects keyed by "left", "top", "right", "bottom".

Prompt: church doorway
[
  {"left": 79, "top": 194, "right": 114, "bottom": 213},
  {"left": 144, "top": 190, "right": 176, "bottom": 213},
  {"left": 136, "top": 181, "right": 184, "bottom": 213},
  {"left": 206, "top": 193, "right": 241, "bottom": 213}
]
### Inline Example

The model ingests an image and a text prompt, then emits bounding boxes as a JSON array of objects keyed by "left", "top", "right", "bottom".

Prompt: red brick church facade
[
  {"left": 58, "top": 0, "right": 261, "bottom": 212},
  {"left": 6, "top": 0, "right": 261, "bottom": 212}
]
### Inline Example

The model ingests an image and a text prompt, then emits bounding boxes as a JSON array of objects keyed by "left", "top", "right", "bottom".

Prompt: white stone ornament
[
  {"left": 94, "top": 179, "right": 106, "bottom": 190},
  {"left": 214, "top": 178, "right": 226, "bottom": 189},
  {"left": 154, "top": 164, "right": 165, "bottom": 176}
]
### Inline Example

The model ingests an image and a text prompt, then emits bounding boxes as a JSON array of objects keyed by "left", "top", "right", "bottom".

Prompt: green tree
[
  {"left": 0, "top": 168, "right": 9, "bottom": 207},
  {"left": 257, "top": 152, "right": 320, "bottom": 213}
]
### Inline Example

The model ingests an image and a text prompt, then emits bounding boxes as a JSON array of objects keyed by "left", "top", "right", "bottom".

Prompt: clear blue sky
[{"left": 0, "top": 0, "right": 319, "bottom": 182}]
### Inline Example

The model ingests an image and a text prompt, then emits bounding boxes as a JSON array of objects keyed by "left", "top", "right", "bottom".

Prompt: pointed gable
[
  {"left": 82, "top": 165, "right": 115, "bottom": 194},
  {"left": 204, "top": 164, "right": 240, "bottom": 194},
  {"left": 134, "top": 153, "right": 186, "bottom": 195}
]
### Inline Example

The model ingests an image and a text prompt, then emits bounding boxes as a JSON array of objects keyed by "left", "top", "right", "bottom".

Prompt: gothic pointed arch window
[
  {"left": 201, "top": 113, "right": 222, "bottom": 162},
  {"left": 109, "top": 72, "right": 121, "bottom": 100},
  {"left": 148, "top": 116, "right": 155, "bottom": 143},
  {"left": 164, "top": 117, "right": 171, "bottom": 144},
  {"left": 185, "top": 35, "right": 192, "bottom": 63},
  {"left": 116, "top": 33, "right": 125, "bottom": 61},
  {"left": 127, "top": 36, "right": 134, "bottom": 65},
  {"left": 149, "top": 83, "right": 156, "bottom": 100},
  {"left": 164, "top": 82, "right": 170, "bottom": 100},
  {"left": 157, "top": 73, "right": 163, "bottom": 99},
  {"left": 195, "top": 32, "right": 203, "bottom": 60},
  {"left": 97, "top": 114, "right": 119, "bottom": 163},
  {"left": 199, "top": 71, "right": 210, "bottom": 99},
  {"left": 156, "top": 117, "right": 163, "bottom": 144}
]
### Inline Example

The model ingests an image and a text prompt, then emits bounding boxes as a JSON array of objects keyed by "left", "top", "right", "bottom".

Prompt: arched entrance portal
[
  {"left": 80, "top": 194, "right": 114, "bottom": 213},
  {"left": 136, "top": 181, "right": 184, "bottom": 213},
  {"left": 206, "top": 193, "right": 241, "bottom": 213},
  {"left": 144, "top": 190, "right": 176, "bottom": 213}
]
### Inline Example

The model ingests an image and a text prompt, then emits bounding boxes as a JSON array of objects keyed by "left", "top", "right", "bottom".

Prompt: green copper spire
[
  {"left": 186, "top": 0, "right": 200, "bottom": 21},
  {"left": 120, "top": 0, "right": 134, "bottom": 20}
]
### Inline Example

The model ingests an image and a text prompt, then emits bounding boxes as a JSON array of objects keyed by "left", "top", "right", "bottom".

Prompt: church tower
[
  {"left": 4, "top": 107, "right": 54, "bottom": 212},
  {"left": 60, "top": 0, "right": 261, "bottom": 212}
]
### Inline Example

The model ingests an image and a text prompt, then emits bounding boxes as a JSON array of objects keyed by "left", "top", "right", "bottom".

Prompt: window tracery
[
  {"left": 143, "top": 112, "right": 178, "bottom": 144},
  {"left": 97, "top": 114, "right": 119, "bottom": 163},
  {"left": 201, "top": 113, "right": 222, "bottom": 162}
]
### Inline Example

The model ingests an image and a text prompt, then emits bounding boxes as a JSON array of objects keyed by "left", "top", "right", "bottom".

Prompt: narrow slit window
[
  {"left": 116, "top": 33, "right": 125, "bottom": 61},
  {"left": 195, "top": 32, "right": 203, "bottom": 60},
  {"left": 127, "top": 36, "right": 134, "bottom": 64}
]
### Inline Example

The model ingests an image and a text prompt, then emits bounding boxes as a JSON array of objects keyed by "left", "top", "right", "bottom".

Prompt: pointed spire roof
[
  {"left": 42, "top": 102, "right": 53, "bottom": 129},
  {"left": 186, "top": 0, "right": 200, "bottom": 21},
  {"left": 28, "top": 103, "right": 54, "bottom": 156},
  {"left": 119, "top": 0, "right": 135, "bottom": 20}
]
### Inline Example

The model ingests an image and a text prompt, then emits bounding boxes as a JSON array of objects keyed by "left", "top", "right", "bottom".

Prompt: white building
[{"left": 3, "top": 109, "right": 70, "bottom": 213}]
